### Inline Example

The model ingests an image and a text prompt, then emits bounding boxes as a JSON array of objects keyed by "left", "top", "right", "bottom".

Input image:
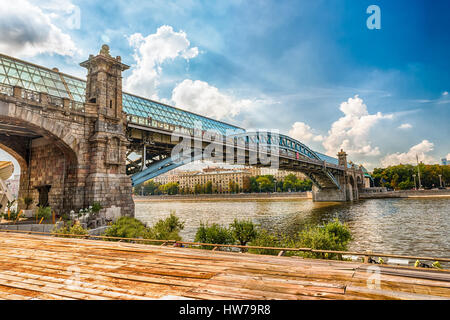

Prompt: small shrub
[
  {"left": 52, "top": 222, "right": 88, "bottom": 238},
  {"left": 145, "top": 213, "right": 184, "bottom": 242},
  {"left": 194, "top": 222, "right": 234, "bottom": 249},
  {"left": 103, "top": 216, "right": 147, "bottom": 241},
  {"left": 294, "top": 219, "right": 352, "bottom": 260},
  {"left": 248, "top": 229, "right": 280, "bottom": 255},
  {"left": 22, "top": 196, "right": 33, "bottom": 210},
  {"left": 230, "top": 219, "right": 258, "bottom": 246},
  {"left": 36, "top": 206, "right": 52, "bottom": 221},
  {"left": 91, "top": 202, "right": 102, "bottom": 214}
]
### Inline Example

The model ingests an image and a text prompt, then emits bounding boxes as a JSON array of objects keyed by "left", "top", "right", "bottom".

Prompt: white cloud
[
  {"left": 125, "top": 25, "right": 199, "bottom": 99},
  {"left": 398, "top": 123, "right": 412, "bottom": 130},
  {"left": 171, "top": 79, "right": 254, "bottom": 121},
  {"left": 288, "top": 122, "right": 324, "bottom": 143},
  {"left": 0, "top": 0, "right": 78, "bottom": 57},
  {"left": 321, "top": 95, "right": 393, "bottom": 157},
  {"left": 380, "top": 140, "right": 435, "bottom": 167},
  {"left": 443, "top": 91, "right": 449, "bottom": 96},
  {"left": 446, "top": 153, "right": 450, "bottom": 160}
]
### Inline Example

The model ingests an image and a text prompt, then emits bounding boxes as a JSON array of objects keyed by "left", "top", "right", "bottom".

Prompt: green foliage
[
  {"left": 372, "top": 164, "right": 449, "bottom": 189},
  {"left": 52, "top": 223, "right": 88, "bottom": 238},
  {"left": 230, "top": 219, "right": 258, "bottom": 246},
  {"left": 91, "top": 202, "right": 102, "bottom": 213},
  {"left": 22, "top": 196, "right": 33, "bottom": 210},
  {"left": 159, "top": 182, "right": 180, "bottom": 195},
  {"left": 133, "top": 180, "right": 162, "bottom": 196},
  {"left": 6, "top": 199, "right": 16, "bottom": 210},
  {"left": 256, "top": 175, "right": 274, "bottom": 192},
  {"left": 103, "top": 214, "right": 184, "bottom": 244},
  {"left": 205, "top": 181, "right": 213, "bottom": 194},
  {"left": 145, "top": 213, "right": 184, "bottom": 241},
  {"left": 0, "top": 210, "right": 20, "bottom": 221},
  {"left": 194, "top": 222, "right": 234, "bottom": 249},
  {"left": 248, "top": 229, "right": 280, "bottom": 255},
  {"left": 290, "top": 219, "right": 352, "bottom": 259},
  {"left": 36, "top": 206, "right": 52, "bottom": 220},
  {"left": 103, "top": 216, "right": 148, "bottom": 240}
]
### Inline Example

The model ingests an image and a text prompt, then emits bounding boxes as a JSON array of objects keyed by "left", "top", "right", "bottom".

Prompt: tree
[
  {"left": 205, "top": 181, "right": 213, "bottom": 194},
  {"left": 283, "top": 173, "right": 297, "bottom": 191},
  {"left": 242, "top": 176, "right": 251, "bottom": 193},
  {"left": 372, "top": 164, "right": 450, "bottom": 190},
  {"left": 230, "top": 219, "right": 258, "bottom": 246},
  {"left": 194, "top": 184, "right": 203, "bottom": 194},
  {"left": 256, "top": 176, "right": 273, "bottom": 192},
  {"left": 194, "top": 223, "right": 234, "bottom": 249}
]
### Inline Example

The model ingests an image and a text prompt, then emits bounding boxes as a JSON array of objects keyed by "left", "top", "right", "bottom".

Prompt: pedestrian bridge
[{"left": 0, "top": 45, "right": 365, "bottom": 216}]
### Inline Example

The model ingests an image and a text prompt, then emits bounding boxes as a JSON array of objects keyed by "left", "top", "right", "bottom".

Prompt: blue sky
[{"left": 0, "top": 0, "right": 449, "bottom": 172}]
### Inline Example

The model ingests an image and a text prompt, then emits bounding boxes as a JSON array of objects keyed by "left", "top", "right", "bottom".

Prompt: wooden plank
[{"left": 0, "top": 232, "right": 448, "bottom": 300}]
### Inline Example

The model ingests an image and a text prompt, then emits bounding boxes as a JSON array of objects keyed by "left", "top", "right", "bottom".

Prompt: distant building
[
  {"left": 151, "top": 166, "right": 308, "bottom": 193},
  {"left": 442, "top": 158, "right": 449, "bottom": 166}
]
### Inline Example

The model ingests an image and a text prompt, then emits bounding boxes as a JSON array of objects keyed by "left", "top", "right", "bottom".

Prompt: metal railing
[{"left": 0, "top": 228, "right": 448, "bottom": 269}]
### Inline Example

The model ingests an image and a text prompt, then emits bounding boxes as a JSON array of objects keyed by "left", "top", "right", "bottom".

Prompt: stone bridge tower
[
  {"left": 0, "top": 45, "right": 134, "bottom": 216},
  {"left": 80, "top": 45, "right": 134, "bottom": 216}
]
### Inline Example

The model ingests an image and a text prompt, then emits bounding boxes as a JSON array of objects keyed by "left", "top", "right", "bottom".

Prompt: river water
[{"left": 135, "top": 198, "right": 450, "bottom": 259}]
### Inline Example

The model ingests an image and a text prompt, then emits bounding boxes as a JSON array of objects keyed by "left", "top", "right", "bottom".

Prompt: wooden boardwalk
[{"left": 0, "top": 231, "right": 449, "bottom": 300}]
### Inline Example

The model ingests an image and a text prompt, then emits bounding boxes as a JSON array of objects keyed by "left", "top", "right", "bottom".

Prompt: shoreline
[
  {"left": 134, "top": 189, "right": 450, "bottom": 202},
  {"left": 134, "top": 192, "right": 312, "bottom": 202},
  {"left": 360, "top": 189, "right": 450, "bottom": 200}
]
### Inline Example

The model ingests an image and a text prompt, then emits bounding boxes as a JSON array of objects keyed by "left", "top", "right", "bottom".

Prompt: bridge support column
[
  {"left": 80, "top": 45, "right": 135, "bottom": 217},
  {"left": 312, "top": 186, "right": 348, "bottom": 202}
]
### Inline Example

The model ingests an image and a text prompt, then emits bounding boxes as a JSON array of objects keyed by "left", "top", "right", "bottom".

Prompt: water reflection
[{"left": 135, "top": 198, "right": 450, "bottom": 259}]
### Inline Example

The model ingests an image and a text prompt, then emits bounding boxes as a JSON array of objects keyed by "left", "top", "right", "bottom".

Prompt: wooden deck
[{"left": 0, "top": 231, "right": 449, "bottom": 300}]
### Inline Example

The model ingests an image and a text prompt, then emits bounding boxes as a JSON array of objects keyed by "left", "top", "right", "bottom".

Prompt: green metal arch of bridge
[{"left": 131, "top": 131, "right": 344, "bottom": 189}]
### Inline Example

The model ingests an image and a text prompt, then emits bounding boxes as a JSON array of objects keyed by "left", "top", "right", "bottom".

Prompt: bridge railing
[
  {"left": 0, "top": 83, "right": 85, "bottom": 113},
  {"left": 0, "top": 83, "right": 13, "bottom": 97}
]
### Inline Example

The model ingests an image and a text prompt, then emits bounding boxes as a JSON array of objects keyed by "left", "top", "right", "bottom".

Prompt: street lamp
[
  {"left": 273, "top": 178, "right": 277, "bottom": 193},
  {"left": 439, "top": 174, "right": 443, "bottom": 188},
  {"left": 413, "top": 174, "right": 417, "bottom": 190}
]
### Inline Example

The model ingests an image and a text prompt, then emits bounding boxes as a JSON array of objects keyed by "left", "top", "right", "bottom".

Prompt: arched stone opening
[{"left": 0, "top": 105, "right": 79, "bottom": 214}]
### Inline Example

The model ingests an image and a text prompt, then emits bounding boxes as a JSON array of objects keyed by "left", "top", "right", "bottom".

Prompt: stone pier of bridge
[{"left": 0, "top": 45, "right": 134, "bottom": 216}]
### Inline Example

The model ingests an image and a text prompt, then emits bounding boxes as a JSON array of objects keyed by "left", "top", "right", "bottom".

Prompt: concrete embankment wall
[
  {"left": 0, "top": 223, "right": 55, "bottom": 233},
  {"left": 134, "top": 192, "right": 312, "bottom": 201},
  {"left": 360, "top": 189, "right": 450, "bottom": 199},
  {"left": 0, "top": 223, "right": 109, "bottom": 235}
]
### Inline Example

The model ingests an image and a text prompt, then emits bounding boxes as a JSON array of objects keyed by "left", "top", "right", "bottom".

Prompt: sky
[{"left": 0, "top": 0, "right": 449, "bottom": 175}]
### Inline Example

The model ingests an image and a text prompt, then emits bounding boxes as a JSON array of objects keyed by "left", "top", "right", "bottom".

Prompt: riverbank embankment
[
  {"left": 360, "top": 189, "right": 450, "bottom": 199},
  {"left": 134, "top": 191, "right": 312, "bottom": 202}
]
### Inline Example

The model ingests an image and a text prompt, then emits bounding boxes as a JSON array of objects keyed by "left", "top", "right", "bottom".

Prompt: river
[{"left": 135, "top": 198, "right": 450, "bottom": 259}]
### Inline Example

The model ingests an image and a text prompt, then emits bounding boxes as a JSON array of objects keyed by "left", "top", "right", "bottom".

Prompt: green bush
[
  {"left": 194, "top": 222, "right": 234, "bottom": 249},
  {"left": 293, "top": 219, "right": 352, "bottom": 259},
  {"left": 145, "top": 213, "right": 184, "bottom": 241},
  {"left": 36, "top": 206, "right": 52, "bottom": 221},
  {"left": 52, "top": 223, "right": 88, "bottom": 238},
  {"left": 230, "top": 219, "right": 258, "bottom": 246},
  {"left": 248, "top": 229, "right": 280, "bottom": 255},
  {"left": 103, "top": 216, "right": 148, "bottom": 240},
  {"left": 22, "top": 196, "right": 33, "bottom": 210}
]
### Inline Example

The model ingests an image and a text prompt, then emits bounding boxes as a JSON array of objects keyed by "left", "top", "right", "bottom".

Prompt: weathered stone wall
[{"left": 0, "top": 85, "right": 134, "bottom": 216}]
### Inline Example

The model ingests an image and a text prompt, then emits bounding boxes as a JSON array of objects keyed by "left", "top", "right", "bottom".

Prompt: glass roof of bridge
[{"left": 0, "top": 54, "right": 244, "bottom": 135}]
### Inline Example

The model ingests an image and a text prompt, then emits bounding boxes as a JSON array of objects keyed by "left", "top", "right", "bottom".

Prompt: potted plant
[{"left": 21, "top": 196, "right": 34, "bottom": 218}]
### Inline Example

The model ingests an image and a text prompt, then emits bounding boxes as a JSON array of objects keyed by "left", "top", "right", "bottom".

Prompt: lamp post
[
  {"left": 413, "top": 174, "right": 417, "bottom": 190},
  {"left": 273, "top": 178, "right": 277, "bottom": 193},
  {"left": 439, "top": 174, "right": 443, "bottom": 188}
]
